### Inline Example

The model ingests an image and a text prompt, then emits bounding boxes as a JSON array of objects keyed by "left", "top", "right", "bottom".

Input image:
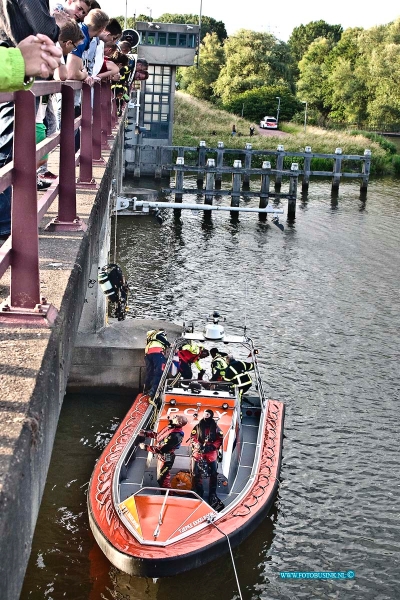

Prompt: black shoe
[{"left": 37, "top": 178, "right": 52, "bottom": 191}]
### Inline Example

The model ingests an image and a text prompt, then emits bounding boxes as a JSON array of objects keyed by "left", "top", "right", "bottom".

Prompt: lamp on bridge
[{"left": 301, "top": 101, "right": 308, "bottom": 133}]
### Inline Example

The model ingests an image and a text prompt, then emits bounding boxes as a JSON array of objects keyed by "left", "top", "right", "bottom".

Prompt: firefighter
[
  {"left": 223, "top": 355, "right": 254, "bottom": 397},
  {"left": 139, "top": 414, "right": 188, "bottom": 488},
  {"left": 144, "top": 329, "right": 170, "bottom": 399},
  {"left": 177, "top": 342, "right": 209, "bottom": 380},
  {"left": 210, "top": 347, "right": 229, "bottom": 381},
  {"left": 190, "top": 409, "right": 224, "bottom": 509}
]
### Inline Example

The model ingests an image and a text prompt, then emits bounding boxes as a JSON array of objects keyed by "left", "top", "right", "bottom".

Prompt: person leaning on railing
[
  {"left": 0, "top": 34, "right": 62, "bottom": 239},
  {"left": 0, "top": 0, "right": 65, "bottom": 239},
  {"left": 0, "top": 35, "right": 62, "bottom": 92}
]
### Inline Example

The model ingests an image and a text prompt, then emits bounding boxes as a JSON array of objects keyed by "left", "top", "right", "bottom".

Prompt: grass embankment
[{"left": 173, "top": 92, "right": 395, "bottom": 176}]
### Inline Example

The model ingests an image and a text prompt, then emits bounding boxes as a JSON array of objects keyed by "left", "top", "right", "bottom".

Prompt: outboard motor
[{"left": 98, "top": 264, "right": 129, "bottom": 321}]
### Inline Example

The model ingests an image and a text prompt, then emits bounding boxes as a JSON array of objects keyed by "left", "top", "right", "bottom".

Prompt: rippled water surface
[{"left": 22, "top": 177, "right": 400, "bottom": 599}]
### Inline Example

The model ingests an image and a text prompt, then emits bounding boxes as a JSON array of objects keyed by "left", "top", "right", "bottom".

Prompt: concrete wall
[
  {"left": 0, "top": 128, "right": 123, "bottom": 600},
  {"left": 68, "top": 319, "right": 182, "bottom": 393}
]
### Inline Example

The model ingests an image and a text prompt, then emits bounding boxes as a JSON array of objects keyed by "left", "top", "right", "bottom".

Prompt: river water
[{"left": 21, "top": 177, "right": 400, "bottom": 599}]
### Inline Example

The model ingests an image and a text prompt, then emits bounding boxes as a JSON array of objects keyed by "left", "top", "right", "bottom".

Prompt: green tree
[
  {"left": 288, "top": 20, "right": 343, "bottom": 64},
  {"left": 213, "top": 30, "right": 293, "bottom": 104},
  {"left": 222, "top": 85, "right": 301, "bottom": 122},
  {"left": 296, "top": 37, "right": 335, "bottom": 119},
  {"left": 178, "top": 33, "right": 224, "bottom": 100}
]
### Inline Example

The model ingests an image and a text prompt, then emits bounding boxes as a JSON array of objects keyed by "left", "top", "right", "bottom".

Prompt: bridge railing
[{"left": 0, "top": 79, "right": 118, "bottom": 326}]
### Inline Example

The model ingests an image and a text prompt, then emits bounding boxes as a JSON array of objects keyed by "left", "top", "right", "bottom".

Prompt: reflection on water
[{"left": 22, "top": 177, "right": 400, "bottom": 599}]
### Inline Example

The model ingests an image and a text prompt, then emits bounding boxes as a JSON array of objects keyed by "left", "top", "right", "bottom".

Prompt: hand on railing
[{"left": 18, "top": 34, "right": 62, "bottom": 79}]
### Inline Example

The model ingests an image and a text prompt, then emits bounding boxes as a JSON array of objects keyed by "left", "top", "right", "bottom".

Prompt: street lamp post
[
  {"left": 124, "top": 0, "right": 127, "bottom": 29},
  {"left": 302, "top": 101, "right": 308, "bottom": 133},
  {"left": 147, "top": 6, "right": 152, "bottom": 19},
  {"left": 276, "top": 96, "right": 281, "bottom": 126}
]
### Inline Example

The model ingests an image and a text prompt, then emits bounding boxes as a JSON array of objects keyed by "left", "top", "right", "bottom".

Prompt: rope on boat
[{"left": 207, "top": 516, "right": 243, "bottom": 600}]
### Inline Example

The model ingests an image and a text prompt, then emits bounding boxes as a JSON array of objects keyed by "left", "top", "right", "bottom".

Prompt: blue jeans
[
  {"left": 144, "top": 352, "right": 166, "bottom": 397},
  {"left": 0, "top": 102, "right": 14, "bottom": 235}
]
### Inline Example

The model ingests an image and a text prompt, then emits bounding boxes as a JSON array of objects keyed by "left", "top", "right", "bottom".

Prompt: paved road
[{"left": 257, "top": 126, "right": 288, "bottom": 138}]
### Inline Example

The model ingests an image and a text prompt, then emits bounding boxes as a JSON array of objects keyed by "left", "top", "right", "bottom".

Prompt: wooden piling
[
  {"left": 361, "top": 149, "right": 371, "bottom": 193},
  {"left": 205, "top": 159, "right": 215, "bottom": 205},
  {"left": 133, "top": 146, "right": 141, "bottom": 179},
  {"left": 332, "top": 147, "right": 343, "bottom": 191},
  {"left": 215, "top": 141, "right": 224, "bottom": 189},
  {"left": 302, "top": 146, "right": 312, "bottom": 192},
  {"left": 231, "top": 160, "right": 242, "bottom": 207},
  {"left": 243, "top": 143, "right": 252, "bottom": 190},
  {"left": 259, "top": 161, "right": 271, "bottom": 209},
  {"left": 197, "top": 141, "right": 206, "bottom": 189},
  {"left": 275, "top": 145, "right": 285, "bottom": 191},
  {"left": 155, "top": 147, "right": 162, "bottom": 179},
  {"left": 175, "top": 157, "right": 184, "bottom": 202},
  {"left": 287, "top": 163, "right": 298, "bottom": 220}
]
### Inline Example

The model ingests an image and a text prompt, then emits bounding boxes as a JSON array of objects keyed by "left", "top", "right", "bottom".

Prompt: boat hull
[{"left": 88, "top": 394, "right": 285, "bottom": 577}]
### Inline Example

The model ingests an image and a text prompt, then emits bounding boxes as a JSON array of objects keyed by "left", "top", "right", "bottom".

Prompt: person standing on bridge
[{"left": 144, "top": 329, "right": 170, "bottom": 399}]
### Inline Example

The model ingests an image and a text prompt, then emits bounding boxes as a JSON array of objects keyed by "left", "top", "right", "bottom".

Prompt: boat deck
[{"left": 119, "top": 395, "right": 261, "bottom": 506}]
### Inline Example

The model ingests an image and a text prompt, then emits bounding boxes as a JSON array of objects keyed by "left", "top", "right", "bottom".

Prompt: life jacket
[
  {"left": 178, "top": 343, "right": 203, "bottom": 369},
  {"left": 211, "top": 353, "right": 228, "bottom": 379},
  {"left": 145, "top": 330, "right": 169, "bottom": 355},
  {"left": 156, "top": 425, "right": 184, "bottom": 452}
]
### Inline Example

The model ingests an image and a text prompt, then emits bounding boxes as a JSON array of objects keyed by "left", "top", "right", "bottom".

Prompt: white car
[{"left": 259, "top": 116, "right": 278, "bottom": 129}]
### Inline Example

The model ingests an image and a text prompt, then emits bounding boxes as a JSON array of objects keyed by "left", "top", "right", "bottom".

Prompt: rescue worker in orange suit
[
  {"left": 190, "top": 409, "right": 223, "bottom": 507},
  {"left": 178, "top": 342, "right": 209, "bottom": 380},
  {"left": 139, "top": 414, "right": 188, "bottom": 488},
  {"left": 210, "top": 347, "right": 229, "bottom": 381},
  {"left": 223, "top": 355, "right": 254, "bottom": 398},
  {"left": 144, "top": 329, "right": 170, "bottom": 399}
]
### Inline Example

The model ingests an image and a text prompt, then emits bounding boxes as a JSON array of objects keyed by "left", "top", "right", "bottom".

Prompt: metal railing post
[
  {"left": 92, "top": 82, "right": 103, "bottom": 163},
  {"left": 10, "top": 90, "right": 40, "bottom": 308},
  {"left": 101, "top": 83, "right": 110, "bottom": 149},
  {"left": 77, "top": 82, "right": 97, "bottom": 188},
  {"left": 46, "top": 83, "right": 86, "bottom": 231}
]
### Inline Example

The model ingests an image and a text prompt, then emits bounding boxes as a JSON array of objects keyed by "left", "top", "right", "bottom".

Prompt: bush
[{"left": 392, "top": 155, "right": 400, "bottom": 176}]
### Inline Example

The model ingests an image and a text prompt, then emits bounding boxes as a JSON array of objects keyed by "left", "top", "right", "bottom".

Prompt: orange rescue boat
[{"left": 88, "top": 314, "right": 285, "bottom": 576}]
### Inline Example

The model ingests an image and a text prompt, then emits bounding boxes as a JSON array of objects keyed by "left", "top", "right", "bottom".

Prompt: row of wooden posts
[{"left": 150, "top": 142, "right": 371, "bottom": 219}]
